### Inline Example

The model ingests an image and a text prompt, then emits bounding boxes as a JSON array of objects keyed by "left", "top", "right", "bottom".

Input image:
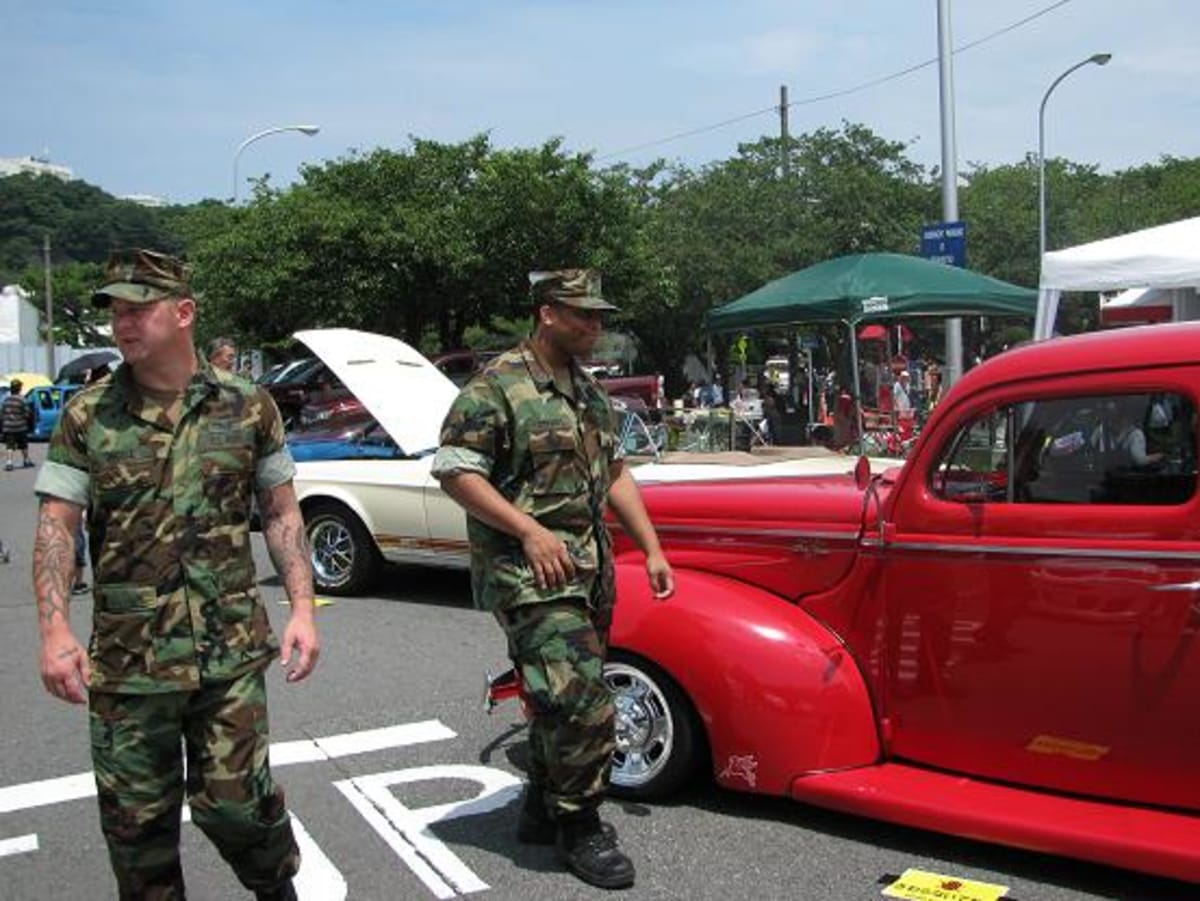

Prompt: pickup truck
[{"left": 600, "top": 322, "right": 1200, "bottom": 883}]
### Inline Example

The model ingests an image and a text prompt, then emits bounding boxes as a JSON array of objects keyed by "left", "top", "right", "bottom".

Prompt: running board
[{"left": 790, "top": 762, "right": 1199, "bottom": 884}]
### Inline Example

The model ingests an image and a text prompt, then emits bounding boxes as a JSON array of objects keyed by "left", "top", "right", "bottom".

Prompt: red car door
[{"left": 873, "top": 368, "right": 1200, "bottom": 812}]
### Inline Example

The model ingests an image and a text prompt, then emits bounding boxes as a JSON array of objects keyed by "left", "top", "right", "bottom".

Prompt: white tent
[{"left": 1034, "top": 216, "right": 1200, "bottom": 339}]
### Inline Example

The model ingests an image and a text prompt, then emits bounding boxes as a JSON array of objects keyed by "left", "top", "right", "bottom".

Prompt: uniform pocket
[
  {"left": 94, "top": 458, "right": 161, "bottom": 500},
  {"left": 200, "top": 447, "right": 254, "bottom": 518},
  {"left": 91, "top": 607, "right": 154, "bottom": 681},
  {"left": 528, "top": 426, "right": 581, "bottom": 495}
]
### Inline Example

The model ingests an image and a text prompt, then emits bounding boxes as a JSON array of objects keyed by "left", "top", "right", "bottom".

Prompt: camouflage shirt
[
  {"left": 432, "top": 340, "right": 620, "bottom": 613},
  {"left": 34, "top": 358, "right": 296, "bottom": 694}
]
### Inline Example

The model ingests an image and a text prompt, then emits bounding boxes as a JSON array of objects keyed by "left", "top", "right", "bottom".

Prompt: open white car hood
[{"left": 293, "top": 328, "right": 458, "bottom": 456}]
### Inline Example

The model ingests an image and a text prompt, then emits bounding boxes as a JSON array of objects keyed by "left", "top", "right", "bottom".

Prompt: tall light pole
[
  {"left": 936, "top": 0, "right": 962, "bottom": 388},
  {"left": 1038, "top": 54, "right": 1111, "bottom": 259},
  {"left": 232, "top": 125, "right": 320, "bottom": 202}
]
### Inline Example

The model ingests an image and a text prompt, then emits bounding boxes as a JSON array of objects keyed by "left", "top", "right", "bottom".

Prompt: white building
[
  {"left": 0, "top": 155, "right": 74, "bottom": 181},
  {"left": 0, "top": 285, "right": 41, "bottom": 344}
]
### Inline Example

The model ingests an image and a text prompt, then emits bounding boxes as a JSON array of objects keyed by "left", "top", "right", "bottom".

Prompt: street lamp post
[
  {"left": 1038, "top": 54, "right": 1111, "bottom": 260},
  {"left": 232, "top": 125, "right": 321, "bottom": 202}
]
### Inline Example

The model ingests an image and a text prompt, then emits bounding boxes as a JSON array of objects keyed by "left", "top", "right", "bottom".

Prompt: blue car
[{"left": 26, "top": 384, "right": 82, "bottom": 441}]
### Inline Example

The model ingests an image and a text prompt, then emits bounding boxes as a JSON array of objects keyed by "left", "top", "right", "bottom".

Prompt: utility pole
[
  {"left": 779, "top": 85, "right": 790, "bottom": 178},
  {"left": 43, "top": 234, "right": 54, "bottom": 378},
  {"left": 936, "top": 0, "right": 963, "bottom": 387}
]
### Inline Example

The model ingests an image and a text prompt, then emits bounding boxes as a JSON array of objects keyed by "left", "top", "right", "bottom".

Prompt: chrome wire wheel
[
  {"left": 304, "top": 501, "right": 379, "bottom": 595},
  {"left": 309, "top": 516, "right": 355, "bottom": 588}
]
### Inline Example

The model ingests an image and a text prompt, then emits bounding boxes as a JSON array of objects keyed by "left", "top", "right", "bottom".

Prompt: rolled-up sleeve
[
  {"left": 431, "top": 445, "right": 493, "bottom": 480},
  {"left": 34, "top": 460, "right": 90, "bottom": 506},
  {"left": 256, "top": 446, "right": 297, "bottom": 491},
  {"left": 434, "top": 377, "right": 507, "bottom": 482},
  {"left": 36, "top": 392, "right": 91, "bottom": 506}
]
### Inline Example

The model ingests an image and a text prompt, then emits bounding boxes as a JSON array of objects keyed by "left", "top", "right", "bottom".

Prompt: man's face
[
  {"left": 210, "top": 345, "right": 237, "bottom": 371},
  {"left": 109, "top": 297, "right": 194, "bottom": 364},
  {"left": 542, "top": 302, "right": 604, "bottom": 359}
]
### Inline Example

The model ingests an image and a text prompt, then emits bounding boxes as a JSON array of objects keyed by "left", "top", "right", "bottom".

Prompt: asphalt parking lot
[{"left": 0, "top": 441, "right": 1193, "bottom": 900}]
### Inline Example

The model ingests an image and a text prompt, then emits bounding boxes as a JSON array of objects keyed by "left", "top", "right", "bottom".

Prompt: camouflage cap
[
  {"left": 92, "top": 248, "right": 192, "bottom": 307},
  {"left": 529, "top": 268, "right": 618, "bottom": 311}
]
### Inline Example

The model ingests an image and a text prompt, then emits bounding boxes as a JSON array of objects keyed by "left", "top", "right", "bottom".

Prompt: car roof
[{"left": 953, "top": 323, "right": 1200, "bottom": 398}]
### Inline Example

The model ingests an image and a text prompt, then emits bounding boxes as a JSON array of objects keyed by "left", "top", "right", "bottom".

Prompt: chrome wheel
[
  {"left": 606, "top": 660, "right": 677, "bottom": 791},
  {"left": 309, "top": 516, "right": 355, "bottom": 588},
  {"left": 304, "top": 502, "right": 379, "bottom": 595}
]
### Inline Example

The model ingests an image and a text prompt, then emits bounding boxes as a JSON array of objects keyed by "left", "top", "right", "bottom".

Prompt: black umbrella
[{"left": 57, "top": 350, "right": 120, "bottom": 383}]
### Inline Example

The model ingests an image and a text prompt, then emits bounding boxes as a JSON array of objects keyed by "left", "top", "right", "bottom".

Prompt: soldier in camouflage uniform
[
  {"left": 32, "top": 249, "right": 320, "bottom": 901},
  {"left": 433, "top": 268, "right": 673, "bottom": 890}
]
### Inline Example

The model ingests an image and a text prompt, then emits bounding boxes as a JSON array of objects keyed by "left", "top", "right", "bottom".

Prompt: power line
[{"left": 596, "top": 0, "right": 1073, "bottom": 162}]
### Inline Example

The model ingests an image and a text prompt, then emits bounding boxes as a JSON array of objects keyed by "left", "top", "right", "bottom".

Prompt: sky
[{"left": 6, "top": 0, "right": 1200, "bottom": 204}]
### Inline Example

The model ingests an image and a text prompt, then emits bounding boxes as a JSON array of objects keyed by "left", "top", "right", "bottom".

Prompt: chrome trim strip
[
  {"left": 865, "top": 537, "right": 1200, "bottom": 562},
  {"left": 655, "top": 524, "right": 857, "bottom": 542}
]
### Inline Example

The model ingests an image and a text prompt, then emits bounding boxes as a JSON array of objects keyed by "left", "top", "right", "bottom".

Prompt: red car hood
[{"left": 616, "top": 472, "right": 890, "bottom": 600}]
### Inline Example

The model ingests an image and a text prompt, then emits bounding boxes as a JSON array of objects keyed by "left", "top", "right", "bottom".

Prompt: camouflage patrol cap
[
  {"left": 92, "top": 248, "right": 192, "bottom": 307},
  {"left": 529, "top": 268, "right": 618, "bottom": 311}
]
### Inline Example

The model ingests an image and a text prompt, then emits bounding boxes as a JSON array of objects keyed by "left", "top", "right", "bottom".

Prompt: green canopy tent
[{"left": 705, "top": 252, "right": 1037, "bottom": 441}]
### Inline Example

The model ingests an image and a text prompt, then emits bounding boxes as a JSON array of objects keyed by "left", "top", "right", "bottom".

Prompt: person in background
[
  {"left": 433, "top": 268, "right": 673, "bottom": 891},
  {"left": 1091, "top": 397, "right": 1163, "bottom": 469},
  {"left": 893, "top": 370, "right": 913, "bottom": 416},
  {"left": 709, "top": 373, "right": 725, "bottom": 407},
  {"left": 2, "top": 378, "right": 34, "bottom": 470},
  {"left": 206, "top": 335, "right": 238, "bottom": 372},
  {"left": 923, "top": 355, "right": 943, "bottom": 412},
  {"left": 32, "top": 249, "right": 319, "bottom": 901}
]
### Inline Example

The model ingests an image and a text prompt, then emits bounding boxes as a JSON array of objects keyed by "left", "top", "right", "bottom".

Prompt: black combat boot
[
  {"left": 556, "top": 809, "right": 635, "bottom": 890},
  {"left": 254, "top": 880, "right": 297, "bottom": 901}
]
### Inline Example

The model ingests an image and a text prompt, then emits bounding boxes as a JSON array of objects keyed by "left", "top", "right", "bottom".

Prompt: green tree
[{"left": 0, "top": 173, "right": 181, "bottom": 283}]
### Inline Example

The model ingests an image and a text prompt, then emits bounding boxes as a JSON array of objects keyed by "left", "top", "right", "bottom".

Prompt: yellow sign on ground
[{"left": 882, "top": 868, "right": 1009, "bottom": 901}]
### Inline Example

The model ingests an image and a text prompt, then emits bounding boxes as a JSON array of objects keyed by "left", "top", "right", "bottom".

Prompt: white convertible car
[{"left": 292, "top": 328, "right": 889, "bottom": 595}]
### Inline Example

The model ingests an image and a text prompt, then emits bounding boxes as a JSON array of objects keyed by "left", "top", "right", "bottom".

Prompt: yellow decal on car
[{"left": 1026, "top": 734, "right": 1110, "bottom": 761}]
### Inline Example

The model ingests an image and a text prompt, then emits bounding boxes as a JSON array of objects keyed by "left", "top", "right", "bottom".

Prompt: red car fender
[{"left": 611, "top": 562, "right": 880, "bottom": 796}]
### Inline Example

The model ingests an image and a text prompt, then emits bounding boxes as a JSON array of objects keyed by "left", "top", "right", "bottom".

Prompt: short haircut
[{"left": 206, "top": 336, "right": 236, "bottom": 360}]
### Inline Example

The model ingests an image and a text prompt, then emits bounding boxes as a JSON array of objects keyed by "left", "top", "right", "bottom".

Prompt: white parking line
[
  {"left": 0, "top": 835, "right": 38, "bottom": 858},
  {"left": 0, "top": 720, "right": 458, "bottom": 814}
]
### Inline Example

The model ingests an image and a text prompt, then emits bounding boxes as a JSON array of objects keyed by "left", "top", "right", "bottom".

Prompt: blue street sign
[{"left": 920, "top": 220, "right": 967, "bottom": 268}]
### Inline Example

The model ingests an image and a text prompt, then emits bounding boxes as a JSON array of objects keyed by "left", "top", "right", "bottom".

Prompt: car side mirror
[{"left": 854, "top": 454, "right": 872, "bottom": 491}]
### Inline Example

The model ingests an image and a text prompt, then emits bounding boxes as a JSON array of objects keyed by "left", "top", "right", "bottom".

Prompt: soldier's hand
[
  {"left": 521, "top": 524, "right": 575, "bottom": 590},
  {"left": 646, "top": 550, "right": 675, "bottom": 600},
  {"left": 280, "top": 611, "right": 320, "bottom": 683},
  {"left": 40, "top": 631, "right": 90, "bottom": 704}
]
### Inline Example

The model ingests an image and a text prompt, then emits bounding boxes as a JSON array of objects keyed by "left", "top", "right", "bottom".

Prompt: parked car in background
[
  {"left": 431, "top": 349, "right": 499, "bottom": 387},
  {"left": 26, "top": 384, "right": 82, "bottom": 440},
  {"left": 598, "top": 372, "right": 665, "bottom": 411},
  {"left": 261, "top": 356, "right": 344, "bottom": 428},
  {"left": 287, "top": 413, "right": 402, "bottom": 463}
]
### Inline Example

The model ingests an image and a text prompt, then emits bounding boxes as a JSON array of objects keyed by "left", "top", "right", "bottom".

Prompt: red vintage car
[{"left": 600, "top": 322, "right": 1200, "bottom": 883}]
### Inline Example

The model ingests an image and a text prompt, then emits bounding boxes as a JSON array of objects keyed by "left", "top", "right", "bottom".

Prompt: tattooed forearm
[
  {"left": 33, "top": 501, "right": 80, "bottom": 629},
  {"left": 260, "top": 484, "right": 315, "bottom": 605}
]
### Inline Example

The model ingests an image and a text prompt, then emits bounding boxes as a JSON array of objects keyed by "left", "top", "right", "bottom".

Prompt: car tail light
[{"left": 656, "top": 375, "right": 664, "bottom": 410}]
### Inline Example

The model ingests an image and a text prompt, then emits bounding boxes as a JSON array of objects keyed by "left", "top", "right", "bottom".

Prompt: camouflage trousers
[
  {"left": 88, "top": 668, "right": 299, "bottom": 900},
  {"left": 496, "top": 598, "right": 615, "bottom": 818}
]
